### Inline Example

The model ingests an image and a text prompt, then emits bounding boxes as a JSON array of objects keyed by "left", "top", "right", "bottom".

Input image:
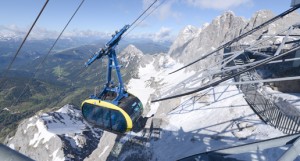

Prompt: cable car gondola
[
  {"left": 81, "top": 92, "right": 143, "bottom": 133},
  {"left": 81, "top": 25, "right": 143, "bottom": 133}
]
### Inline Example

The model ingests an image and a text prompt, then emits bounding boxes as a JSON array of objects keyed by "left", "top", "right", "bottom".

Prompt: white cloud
[
  {"left": 128, "top": 26, "right": 173, "bottom": 42},
  {"left": 153, "top": 26, "right": 172, "bottom": 42},
  {"left": 0, "top": 24, "right": 172, "bottom": 42},
  {"left": 184, "top": 0, "right": 253, "bottom": 10},
  {"left": 0, "top": 25, "right": 25, "bottom": 40},
  {"left": 0, "top": 25, "right": 110, "bottom": 40},
  {"left": 63, "top": 29, "right": 110, "bottom": 39},
  {"left": 142, "top": 0, "right": 252, "bottom": 21}
]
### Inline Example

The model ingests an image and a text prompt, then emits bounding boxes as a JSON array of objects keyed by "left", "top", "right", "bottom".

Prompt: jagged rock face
[
  {"left": 169, "top": 10, "right": 300, "bottom": 71},
  {"left": 168, "top": 25, "right": 200, "bottom": 57},
  {"left": 240, "top": 10, "right": 300, "bottom": 44},
  {"left": 237, "top": 10, "right": 274, "bottom": 45},
  {"left": 119, "top": 44, "right": 143, "bottom": 66},
  {"left": 170, "top": 11, "right": 246, "bottom": 71},
  {"left": 6, "top": 105, "right": 102, "bottom": 161}
]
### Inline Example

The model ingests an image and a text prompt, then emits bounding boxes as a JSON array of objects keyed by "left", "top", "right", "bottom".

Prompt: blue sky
[{"left": 0, "top": 0, "right": 296, "bottom": 40}]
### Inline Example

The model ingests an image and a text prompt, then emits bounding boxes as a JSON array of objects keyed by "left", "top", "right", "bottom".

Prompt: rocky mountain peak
[
  {"left": 169, "top": 10, "right": 246, "bottom": 70},
  {"left": 118, "top": 45, "right": 145, "bottom": 78},
  {"left": 210, "top": 10, "right": 243, "bottom": 33},
  {"left": 182, "top": 25, "right": 199, "bottom": 36},
  {"left": 168, "top": 25, "right": 199, "bottom": 56},
  {"left": 219, "top": 10, "right": 235, "bottom": 20},
  {"left": 120, "top": 44, "right": 143, "bottom": 58},
  {"left": 253, "top": 10, "right": 274, "bottom": 19},
  {"left": 247, "top": 10, "right": 274, "bottom": 29},
  {"left": 119, "top": 44, "right": 142, "bottom": 64}
]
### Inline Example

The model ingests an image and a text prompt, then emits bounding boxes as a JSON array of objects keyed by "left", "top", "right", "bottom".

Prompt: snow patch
[
  {"left": 3, "top": 108, "right": 10, "bottom": 111},
  {"left": 127, "top": 60, "right": 157, "bottom": 106},
  {"left": 9, "top": 144, "right": 15, "bottom": 150},
  {"left": 29, "top": 119, "right": 55, "bottom": 148},
  {"left": 147, "top": 102, "right": 159, "bottom": 117},
  {"left": 43, "top": 105, "right": 86, "bottom": 134},
  {"left": 51, "top": 149, "right": 64, "bottom": 161}
]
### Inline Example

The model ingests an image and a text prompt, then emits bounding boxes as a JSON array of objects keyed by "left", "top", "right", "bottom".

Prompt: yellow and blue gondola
[{"left": 81, "top": 93, "right": 143, "bottom": 133}]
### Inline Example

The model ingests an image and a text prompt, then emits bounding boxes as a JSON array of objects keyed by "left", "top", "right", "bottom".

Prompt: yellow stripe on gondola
[{"left": 81, "top": 99, "right": 133, "bottom": 132}]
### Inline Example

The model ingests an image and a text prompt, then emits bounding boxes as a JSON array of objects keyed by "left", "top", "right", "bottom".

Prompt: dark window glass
[
  {"left": 82, "top": 103, "right": 127, "bottom": 133},
  {"left": 94, "top": 107, "right": 104, "bottom": 126},
  {"left": 102, "top": 109, "right": 111, "bottom": 129},
  {"left": 129, "top": 101, "right": 143, "bottom": 122},
  {"left": 82, "top": 103, "right": 108, "bottom": 128},
  {"left": 110, "top": 110, "right": 127, "bottom": 132},
  {"left": 82, "top": 103, "right": 96, "bottom": 124}
]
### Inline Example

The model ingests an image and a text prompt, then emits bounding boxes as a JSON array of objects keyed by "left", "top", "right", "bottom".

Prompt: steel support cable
[
  {"left": 278, "top": 34, "right": 300, "bottom": 37},
  {"left": 275, "top": 39, "right": 300, "bottom": 45},
  {"left": 0, "top": 0, "right": 49, "bottom": 90},
  {"left": 151, "top": 44, "right": 300, "bottom": 103},
  {"left": 168, "top": 4, "right": 300, "bottom": 75},
  {"left": 123, "top": 0, "right": 167, "bottom": 39},
  {"left": 220, "top": 76, "right": 300, "bottom": 86},
  {"left": 10, "top": 0, "right": 85, "bottom": 107},
  {"left": 161, "top": 51, "right": 241, "bottom": 93},
  {"left": 274, "top": 26, "right": 293, "bottom": 56},
  {"left": 129, "top": 0, "right": 158, "bottom": 28}
]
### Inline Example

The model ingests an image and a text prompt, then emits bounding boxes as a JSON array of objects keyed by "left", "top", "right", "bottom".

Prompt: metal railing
[{"left": 235, "top": 56, "right": 300, "bottom": 134}]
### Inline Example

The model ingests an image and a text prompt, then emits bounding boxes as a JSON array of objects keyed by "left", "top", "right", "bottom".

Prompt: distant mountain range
[{"left": 0, "top": 36, "right": 171, "bottom": 70}]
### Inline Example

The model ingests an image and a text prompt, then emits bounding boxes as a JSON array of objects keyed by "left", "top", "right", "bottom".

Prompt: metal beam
[
  {"left": 245, "top": 49, "right": 271, "bottom": 58},
  {"left": 274, "top": 26, "right": 293, "bottom": 56},
  {"left": 268, "top": 57, "right": 300, "bottom": 64},
  {"left": 219, "top": 76, "right": 300, "bottom": 86}
]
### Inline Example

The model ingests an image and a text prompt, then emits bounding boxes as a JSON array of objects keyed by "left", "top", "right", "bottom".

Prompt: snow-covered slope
[{"left": 6, "top": 105, "right": 102, "bottom": 161}]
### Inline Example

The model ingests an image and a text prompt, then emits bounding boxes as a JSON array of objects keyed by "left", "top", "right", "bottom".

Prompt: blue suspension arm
[
  {"left": 85, "top": 25, "right": 129, "bottom": 66},
  {"left": 84, "top": 25, "right": 130, "bottom": 105}
]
